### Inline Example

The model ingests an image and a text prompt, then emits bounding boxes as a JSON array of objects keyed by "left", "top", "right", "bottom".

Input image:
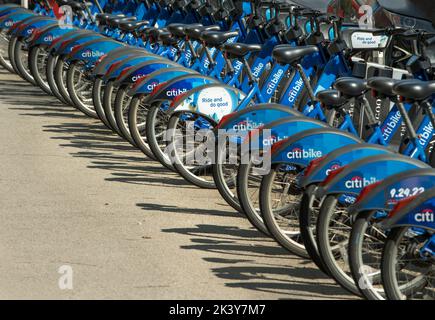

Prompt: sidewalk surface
[{"left": 0, "top": 69, "right": 352, "bottom": 299}]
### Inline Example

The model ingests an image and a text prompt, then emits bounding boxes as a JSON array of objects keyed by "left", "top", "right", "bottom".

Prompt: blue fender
[
  {"left": 271, "top": 129, "right": 362, "bottom": 167},
  {"left": 47, "top": 29, "right": 93, "bottom": 53},
  {"left": 350, "top": 169, "right": 435, "bottom": 214},
  {"left": 55, "top": 33, "right": 104, "bottom": 56},
  {"left": 316, "top": 155, "right": 430, "bottom": 200},
  {"left": 4, "top": 13, "right": 41, "bottom": 33},
  {"left": 0, "top": 5, "right": 23, "bottom": 16},
  {"left": 0, "top": 11, "right": 35, "bottom": 29},
  {"left": 105, "top": 59, "right": 177, "bottom": 83},
  {"left": 216, "top": 103, "right": 302, "bottom": 133},
  {"left": 67, "top": 39, "right": 124, "bottom": 65},
  {"left": 171, "top": 83, "right": 246, "bottom": 123},
  {"left": 121, "top": 68, "right": 197, "bottom": 94},
  {"left": 299, "top": 144, "right": 393, "bottom": 188},
  {"left": 29, "top": 25, "right": 77, "bottom": 47},
  {"left": 136, "top": 74, "right": 219, "bottom": 102},
  {"left": 12, "top": 17, "right": 57, "bottom": 39},
  {"left": 383, "top": 190, "right": 435, "bottom": 231},
  {"left": 93, "top": 50, "right": 153, "bottom": 78},
  {"left": 97, "top": 53, "right": 154, "bottom": 81},
  {"left": 248, "top": 117, "right": 328, "bottom": 152}
]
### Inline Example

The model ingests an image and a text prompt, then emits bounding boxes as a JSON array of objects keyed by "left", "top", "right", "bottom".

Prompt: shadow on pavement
[
  {"left": 162, "top": 224, "right": 353, "bottom": 299},
  {"left": 5, "top": 72, "right": 354, "bottom": 300}
]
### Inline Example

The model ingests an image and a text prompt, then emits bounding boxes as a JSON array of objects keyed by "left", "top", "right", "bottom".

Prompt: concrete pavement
[{"left": 0, "top": 69, "right": 352, "bottom": 299}]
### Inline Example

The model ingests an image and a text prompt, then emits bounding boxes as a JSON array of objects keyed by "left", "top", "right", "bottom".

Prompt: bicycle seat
[
  {"left": 149, "top": 28, "right": 169, "bottom": 41},
  {"left": 222, "top": 43, "right": 262, "bottom": 58},
  {"left": 107, "top": 16, "right": 137, "bottom": 28},
  {"left": 367, "top": 77, "right": 399, "bottom": 97},
  {"left": 334, "top": 77, "right": 368, "bottom": 97},
  {"left": 119, "top": 20, "right": 149, "bottom": 32},
  {"left": 185, "top": 25, "right": 220, "bottom": 41},
  {"left": 167, "top": 23, "right": 202, "bottom": 38},
  {"left": 393, "top": 79, "right": 435, "bottom": 100},
  {"left": 317, "top": 90, "right": 347, "bottom": 108},
  {"left": 272, "top": 45, "right": 319, "bottom": 65},
  {"left": 160, "top": 32, "right": 179, "bottom": 46},
  {"left": 200, "top": 31, "right": 239, "bottom": 47},
  {"left": 68, "top": 1, "right": 86, "bottom": 11},
  {"left": 142, "top": 26, "right": 156, "bottom": 36},
  {"left": 96, "top": 14, "right": 125, "bottom": 25}
]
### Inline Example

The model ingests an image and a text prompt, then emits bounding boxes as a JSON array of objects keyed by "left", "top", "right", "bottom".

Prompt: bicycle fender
[
  {"left": 316, "top": 155, "right": 430, "bottom": 200},
  {"left": 382, "top": 190, "right": 435, "bottom": 231},
  {"left": 47, "top": 29, "right": 93, "bottom": 53},
  {"left": 271, "top": 129, "right": 362, "bottom": 167},
  {"left": 247, "top": 117, "right": 328, "bottom": 152},
  {"left": 6, "top": 14, "right": 48, "bottom": 35},
  {"left": 216, "top": 103, "right": 302, "bottom": 132},
  {"left": 350, "top": 169, "right": 435, "bottom": 215},
  {"left": 67, "top": 39, "right": 124, "bottom": 65},
  {"left": 0, "top": 11, "right": 35, "bottom": 29},
  {"left": 123, "top": 68, "right": 196, "bottom": 94},
  {"left": 56, "top": 33, "right": 104, "bottom": 56},
  {"left": 136, "top": 74, "right": 218, "bottom": 102},
  {"left": 105, "top": 59, "right": 177, "bottom": 83},
  {"left": 13, "top": 18, "right": 57, "bottom": 39},
  {"left": 0, "top": 5, "right": 24, "bottom": 17},
  {"left": 93, "top": 49, "right": 153, "bottom": 77},
  {"left": 299, "top": 145, "right": 393, "bottom": 188},
  {"left": 29, "top": 24, "right": 77, "bottom": 47},
  {"left": 171, "top": 83, "right": 246, "bottom": 123}
]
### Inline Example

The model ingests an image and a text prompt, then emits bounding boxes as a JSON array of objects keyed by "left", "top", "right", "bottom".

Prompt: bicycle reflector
[
  {"left": 96, "top": 54, "right": 108, "bottom": 65},
  {"left": 354, "top": 180, "right": 383, "bottom": 204},
  {"left": 270, "top": 137, "right": 288, "bottom": 155},
  {"left": 70, "top": 44, "right": 84, "bottom": 56},
  {"left": 387, "top": 195, "right": 418, "bottom": 218},
  {"left": 107, "top": 61, "right": 123, "bottom": 75},
  {"left": 303, "top": 156, "right": 327, "bottom": 177},
  {"left": 117, "top": 66, "right": 136, "bottom": 82},
  {"left": 319, "top": 166, "right": 347, "bottom": 186},
  {"left": 170, "top": 91, "right": 189, "bottom": 108}
]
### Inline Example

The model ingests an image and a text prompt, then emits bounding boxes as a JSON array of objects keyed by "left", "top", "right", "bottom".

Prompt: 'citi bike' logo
[
  {"left": 252, "top": 63, "right": 264, "bottom": 78},
  {"left": 233, "top": 60, "right": 243, "bottom": 74},
  {"left": 287, "top": 78, "right": 304, "bottom": 103},
  {"left": 81, "top": 49, "right": 105, "bottom": 58},
  {"left": 232, "top": 119, "right": 263, "bottom": 131},
  {"left": 345, "top": 176, "right": 377, "bottom": 189},
  {"left": 415, "top": 209, "right": 434, "bottom": 223},
  {"left": 166, "top": 88, "right": 187, "bottom": 97},
  {"left": 266, "top": 69, "right": 284, "bottom": 95},
  {"left": 418, "top": 121, "right": 434, "bottom": 147},
  {"left": 381, "top": 110, "right": 401, "bottom": 141},
  {"left": 131, "top": 74, "right": 148, "bottom": 83},
  {"left": 44, "top": 34, "right": 56, "bottom": 42},
  {"left": 325, "top": 162, "right": 342, "bottom": 176},
  {"left": 263, "top": 134, "right": 287, "bottom": 146},
  {"left": 145, "top": 81, "right": 159, "bottom": 91},
  {"left": 4, "top": 19, "right": 13, "bottom": 27},
  {"left": 287, "top": 147, "right": 322, "bottom": 160}
]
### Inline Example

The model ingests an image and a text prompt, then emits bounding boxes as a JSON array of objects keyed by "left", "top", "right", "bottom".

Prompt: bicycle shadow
[
  {"left": 162, "top": 224, "right": 354, "bottom": 299},
  {"left": 5, "top": 80, "right": 195, "bottom": 188},
  {"left": 5, "top": 73, "right": 354, "bottom": 300}
]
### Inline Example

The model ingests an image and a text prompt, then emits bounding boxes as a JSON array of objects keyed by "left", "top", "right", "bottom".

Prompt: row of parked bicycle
[{"left": 1, "top": 0, "right": 434, "bottom": 300}]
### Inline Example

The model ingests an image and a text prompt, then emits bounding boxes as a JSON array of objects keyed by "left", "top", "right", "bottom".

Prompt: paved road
[{"left": 0, "top": 70, "right": 353, "bottom": 300}]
